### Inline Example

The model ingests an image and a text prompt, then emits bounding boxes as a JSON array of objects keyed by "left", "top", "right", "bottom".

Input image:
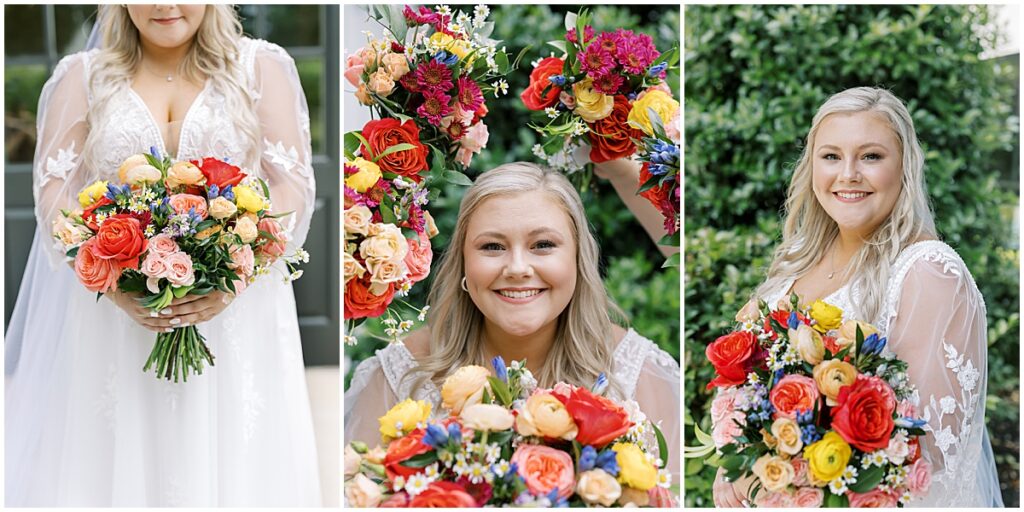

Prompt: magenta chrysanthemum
[
  {"left": 455, "top": 76, "right": 484, "bottom": 112},
  {"left": 580, "top": 45, "right": 615, "bottom": 78},
  {"left": 616, "top": 32, "right": 659, "bottom": 75},
  {"left": 417, "top": 90, "right": 453, "bottom": 126},
  {"left": 592, "top": 73, "right": 625, "bottom": 95},
  {"left": 594, "top": 31, "right": 623, "bottom": 56},
  {"left": 566, "top": 25, "right": 596, "bottom": 45},
  {"left": 414, "top": 60, "right": 454, "bottom": 93}
]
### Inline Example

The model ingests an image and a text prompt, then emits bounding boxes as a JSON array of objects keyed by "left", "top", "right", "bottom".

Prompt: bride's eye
[
  {"left": 480, "top": 242, "right": 505, "bottom": 251},
  {"left": 863, "top": 152, "right": 883, "bottom": 161},
  {"left": 822, "top": 153, "right": 840, "bottom": 161},
  {"left": 533, "top": 240, "right": 557, "bottom": 250}
]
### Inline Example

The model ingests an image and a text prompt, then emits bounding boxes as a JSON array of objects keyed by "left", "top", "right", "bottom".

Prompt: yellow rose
[
  {"left": 78, "top": 180, "right": 108, "bottom": 207},
  {"left": 208, "top": 196, "right": 238, "bottom": 220},
  {"left": 429, "top": 32, "right": 472, "bottom": 62},
  {"left": 612, "top": 442, "right": 657, "bottom": 491},
  {"left": 345, "top": 473, "right": 383, "bottom": 508},
  {"left": 770, "top": 418, "right": 804, "bottom": 456},
  {"left": 628, "top": 90, "right": 680, "bottom": 135},
  {"left": 125, "top": 164, "right": 163, "bottom": 186},
  {"left": 809, "top": 300, "right": 843, "bottom": 333},
  {"left": 117, "top": 154, "right": 150, "bottom": 183},
  {"left": 165, "top": 161, "right": 205, "bottom": 188},
  {"left": 233, "top": 185, "right": 266, "bottom": 213},
  {"left": 836, "top": 320, "right": 878, "bottom": 351},
  {"left": 813, "top": 359, "right": 858, "bottom": 406},
  {"left": 573, "top": 77, "right": 615, "bottom": 123},
  {"left": 752, "top": 454, "right": 795, "bottom": 492},
  {"left": 804, "top": 431, "right": 851, "bottom": 485},
  {"left": 359, "top": 223, "right": 409, "bottom": 264},
  {"left": 232, "top": 215, "right": 259, "bottom": 244},
  {"left": 440, "top": 365, "right": 491, "bottom": 415},
  {"left": 344, "top": 250, "right": 367, "bottom": 285},
  {"left": 576, "top": 469, "right": 622, "bottom": 507},
  {"left": 367, "top": 69, "right": 395, "bottom": 97},
  {"left": 345, "top": 157, "right": 382, "bottom": 194},
  {"left": 515, "top": 391, "right": 578, "bottom": 440},
  {"left": 378, "top": 398, "right": 432, "bottom": 440},
  {"left": 792, "top": 323, "right": 825, "bottom": 365},
  {"left": 460, "top": 403, "right": 515, "bottom": 432},
  {"left": 380, "top": 52, "right": 410, "bottom": 80}
]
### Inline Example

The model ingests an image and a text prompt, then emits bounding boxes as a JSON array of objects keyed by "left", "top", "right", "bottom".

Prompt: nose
[
  {"left": 839, "top": 158, "right": 862, "bottom": 183},
  {"left": 503, "top": 248, "right": 534, "bottom": 278}
]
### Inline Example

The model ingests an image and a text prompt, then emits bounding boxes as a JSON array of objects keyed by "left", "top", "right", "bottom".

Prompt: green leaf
[
  {"left": 847, "top": 464, "right": 885, "bottom": 493},
  {"left": 343, "top": 131, "right": 363, "bottom": 159},
  {"left": 371, "top": 143, "right": 417, "bottom": 163},
  {"left": 399, "top": 450, "right": 439, "bottom": 469},
  {"left": 662, "top": 252, "right": 680, "bottom": 268},
  {"left": 547, "top": 40, "right": 568, "bottom": 54},
  {"left": 257, "top": 178, "right": 270, "bottom": 199},
  {"left": 652, "top": 422, "right": 669, "bottom": 469},
  {"left": 446, "top": 170, "right": 474, "bottom": 187},
  {"left": 825, "top": 492, "right": 850, "bottom": 507}
]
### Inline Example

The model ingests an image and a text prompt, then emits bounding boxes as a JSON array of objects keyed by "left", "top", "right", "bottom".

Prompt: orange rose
[
  {"left": 770, "top": 374, "right": 821, "bottom": 420},
  {"left": 93, "top": 215, "right": 148, "bottom": 269},
  {"left": 383, "top": 428, "right": 431, "bottom": 482},
  {"left": 511, "top": 444, "right": 575, "bottom": 500},
  {"left": 74, "top": 239, "right": 122, "bottom": 293},
  {"left": 408, "top": 481, "right": 476, "bottom": 507},
  {"left": 344, "top": 275, "right": 394, "bottom": 319}
]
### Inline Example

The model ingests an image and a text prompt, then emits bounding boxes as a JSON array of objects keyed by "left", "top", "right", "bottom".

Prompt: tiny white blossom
[
  {"left": 493, "top": 79, "right": 509, "bottom": 97},
  {"left": 544, "top": 107, "right": 559, "bottom": 119},
  {"left": 828, "top": 479, "right": 848, "bottom": 495},
  {"left": 344, "top": 335, "right": 358, "bottom": 346},
  {"left": 473, "top": 5, "right": 490, "bottom": 21},
  {"left": 405, "top": 473, "right": 430, "bottom": 496},
  {"left": 436, "top": 5, "right": 452, "bottom": 17},
  {"left": 657, "top": 469, "right": 672, "bottom": 488},
  {"left": 492, "top": 460, "right": 511, "bottom": 477}
]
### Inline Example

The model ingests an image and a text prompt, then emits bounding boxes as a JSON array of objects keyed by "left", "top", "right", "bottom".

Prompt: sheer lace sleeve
[
  {"left": 344, "top": 355, "right": 400, "bottom": 449},
  {"left": 251, "top": 41, "right": 316, "bottom": 249},
  {"left": 885, "top": 248, "right": 997, "bottom": 506},
  {"left": 632, "top": 350, "right": 682, "bottom": 485},
  {"left": 32, "top": 52, "right": 94, "bottom": 268}
]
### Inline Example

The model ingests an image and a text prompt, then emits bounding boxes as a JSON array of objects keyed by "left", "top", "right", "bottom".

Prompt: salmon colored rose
[
  {"left": 831, "top": 375, "right": 896, "bottom": 452},
  {"left": 705, "top": 330, "right": 761, "bottom": 389},
  {"left": 164, "top": 251, "right": 196, "bottom": 287},
  {"left": 93, "top": 216, "right": 148, "bottom": 269},
  {"left": 770, "top": 374, "right": 820, "bottom": 420},
  {"left": 847, "top": 488, "right": 898, "bottom": 507},
  {"left": 587, "top": 95, "right": 643, "bottom": 163},
  {"left": 408, "top": 481, "right": 477, "bottom": 507},
  {"left": 383, "top": 427, "right": 431, "bottom": 482},
  {"left": 359, "top": 118, "right": 429, "bottom": 182},
  {"left": 74, "top": 239, "right": 121, "bottom": 293},
  {"left": 191, "top": 157, "right": 246, "bottom": 189},
  {"left": 403, "top": 233, "right": 433, "bottom": 283},
  {"left": 378, "top": 491, "right": 410, "bottom": 507},
  {"left": 520, "top": 57, "right": 564, "bottom": 111},
  {"left": 258, "top": 218, "right": 288, "bottom": 259},
  {"left": 556, "top": 386, "right": 632, "bottom": 448},
  {"left": 168, "top": 193, "right": 209, "bottom": 219},
  {"left": 511, "top": 444, "right": 575, "bottom": 500},
  {"left": 344, "top": 276, "right": 394, "bottom": 319}
]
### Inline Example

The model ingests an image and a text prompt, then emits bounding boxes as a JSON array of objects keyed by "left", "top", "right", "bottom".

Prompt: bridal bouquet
[
  {"left": 522, "top": 9, "right": 678, "bottom": 176},
  {"left": 700, "top": 295, "right": 932, "bottom": 507},
  {"left": 344, "top": 358, "right": 675, "bottom": 507},
  {"left": 54, "top": 148, "right": 307, "bottom": 382}
]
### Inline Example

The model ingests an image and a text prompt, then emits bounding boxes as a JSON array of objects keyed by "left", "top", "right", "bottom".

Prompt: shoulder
[
  {"left": 892, "top": 240, "right": 975, "bottom": 290},
  {"left": 47, "top": 49, "right": 100, "bottom": 91},
  {"left": 240, "top": 37, "right": 295, "bottom": 73},
  {"left": 612, "top": 328, "right": 680, "bottom": 400},
  {"left": 402, "top": 328, "right": 432, "bottom": 360}
]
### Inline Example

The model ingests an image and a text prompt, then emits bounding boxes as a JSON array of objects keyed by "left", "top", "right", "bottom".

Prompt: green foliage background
[
  {"left": 684, "top": 5, "right": 1020, "bottom": 506},
  {"left": 344, "top": 5, "right": 681, "bottom": 386}
]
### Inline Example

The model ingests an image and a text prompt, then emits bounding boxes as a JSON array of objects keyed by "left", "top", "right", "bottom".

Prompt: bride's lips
[
  {"left": 832, "top": 190, "right": 873, "bottom": 203},
  {"left": 493, "top": 287, "right": 547, "bottom": 304},
  {"left": 152, "top": 17, "right": 183, "bottom": 25}
]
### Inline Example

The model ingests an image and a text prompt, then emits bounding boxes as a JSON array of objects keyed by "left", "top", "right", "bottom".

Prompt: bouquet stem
[{"left": 143, "top": 325, "right": 215, "bottom": 382}]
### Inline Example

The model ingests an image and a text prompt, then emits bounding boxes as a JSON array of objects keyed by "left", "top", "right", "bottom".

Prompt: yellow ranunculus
[
  {"left": 793, "top": 323, "right": 825, "bottom": 365},
  {"left": 378, "top": 398, "right": 432, "bottom": 441},
  {"left": 804, "top": 431, "right": 851, "bottom": 485},
  {"left": 627, "top": 90, "right": 679, "bottom": 135},
  {"left": 612, "top": 442, "right": 658, "bottom": 491},
  {"left": 573, "top": 77, "right": 615, "bottom": 123},
  {"left": 233, "top": 185, "right": 266, "bottom": 213},
  {"left": 429, "top": 32, "right": 473, "bottom": 63},
  {"left": 78, "top": 180, "right": 109, "bottom": 207},
  {"left": 809, "top": 300, "right": 843, "bottom": 333},
  {"left": 345, "top": 157, "right": 382, "bottom": 193}
]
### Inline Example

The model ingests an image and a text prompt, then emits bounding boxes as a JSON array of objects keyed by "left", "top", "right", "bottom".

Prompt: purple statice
[
  {"left": 162, "top": 211, "right": 201, "bottom": 238},
  {"left": 417, "top": 89, "right": 453, "bottom": 126},
  {"left": 413, "top": 59, "right": 454, "bottom": 94}
]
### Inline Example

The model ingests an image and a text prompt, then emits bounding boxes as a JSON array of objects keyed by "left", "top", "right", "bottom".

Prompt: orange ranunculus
[
  {"left": 511, "top": 444, "right": 575, "bottom": 500},
  {"left": 382, "top": 427, "right": 431, "bottom": 482},
  {"left": 74, "top": 238, "right": 122, "bottom": 293},
  {"left": 555, "top": 386, "right": 632, "bottom": 448}
]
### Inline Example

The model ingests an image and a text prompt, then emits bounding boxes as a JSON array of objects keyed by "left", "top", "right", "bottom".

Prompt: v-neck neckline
[{"left": 126, "top": 80, "right": 210, "bottom": 160}]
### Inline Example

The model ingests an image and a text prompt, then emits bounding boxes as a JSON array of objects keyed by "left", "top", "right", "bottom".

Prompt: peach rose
[
  {"left": 367, "top": 69, "right": 395, "bottom": 97},
  {"left": 148, "top": 234, "right": 180, "bottom": 256},
  {"left": 360, "top": 224, "right": 409, "bottom": 264},
  {"left": 232, "top": 216, "right": 258, "bottom": 244},
  {"left": 455, "top": 122, "right": 489, "bottom": 167},
  {"left": 208, "top": 196, "right": 238, "bottom": 220},
  {"left": 52, "top": 216, "right": 91, "bottom": 248},
  {"left": 168, "top": 193, "right": 209, "bottom": 219},
  {"left": 848, "top": 488, "right": 898, "bottom": 507},
  {"left": 164, "top": 251, "right": 195, "bottom": 287},
  {"left": 380, "top": 52, "right": 410, "bottom": 80},
  {"left": 516, "top": 391, "right": 578, "bottom": 440},
  {"left": 344, "top": 205, "right": 373, "bottom": 239},
  {"left": 117, "top": 154, "right": 150, "bottom": 183},
  {"left": 344, "top": 250, "right": 367, "bottom": 285},
  {"left": 345, "top": 473, "right": 382, "bottom": 508},
  {"left": 258, "top": 218, "right": 288, "bottom": 259},
  {"left": 74, "top": 239, "right": 121, "bottom": 293},
  {"left": 755, "top": 491, "right": 794, "bottom": 508},
  {"left": 345, "top": 52, "right": 366, "bottom": 87},
  {"left": 770, "top": 374, "right": 821, "bottom": 419},
  {"left": 355, "top": 83, "right": 374, "bottom": 105},
  {"left": 836, "top": 320, "right": 878, "bottom": 352},
  {"left": 752, "top": 454, "right": 794, "bottom": 492},
  {"left": 141, "top": 252, "right": 170, "bottom": 293},
  {"left": 403, "top": 233, "right": 432, "bottom": 284},
  {"left": 440, "top": 365, "right": 490, "bottom": 415},
  {"left": 511, "top": 444, "right": 575, "bottom": 500},
  {"left": 367, "top": 258, "right": 407, "bottom": 295},
  {"left": 165, "top": 161, "right": 205, "bottom": 188},
  {"left": 813, "top": 359, "right": 858, "bottom": 406},
  {"left": 791, "top": 456, "right": 811, "bottom": 487},
  {"left": 576, "top": 469, "right": 622, "bottom": 506},
  {"left": 793, "top": 487, "right": 824, "bottom": 507},
  {"left": 460, "top": 403, "right": 515, "bottom": 432},
  {"left": 228, "top": 244, "right": 255, "bottom": 277},
  {"left": 771, "top": 417, "right": 804, "bottom": 455},
  {"left": 344, "top": 444, "right": 361, "bottom": 478}
]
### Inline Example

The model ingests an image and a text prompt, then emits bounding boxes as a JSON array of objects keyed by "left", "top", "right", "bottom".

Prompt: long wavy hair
[
  {"left": 756, "top": 87, "right": 937, "bottom": 322},
  {"left": 85, "top": 5, "right": 259, "bottom": 168},
  {"left": 412, "top": 162, "right": 627, "bottom": 397}
]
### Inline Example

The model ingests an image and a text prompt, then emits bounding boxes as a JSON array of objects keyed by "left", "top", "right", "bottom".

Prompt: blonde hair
[
  {"left": 85, "top": 5, "right": 259, "bottom": 168},
  {"left": 756, "top": 87, "right": 937, "bottom": 321},
  {"left": 413, "top": 162, "right": 627, "bottom": 396}
]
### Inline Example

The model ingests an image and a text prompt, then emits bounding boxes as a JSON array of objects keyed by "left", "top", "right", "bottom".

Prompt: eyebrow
[
  {"left": 816, "top": 143, "right": 890, "bottom": 152},
  {"left": 473, "top": 227, "right": 564, "bottom": 242}
]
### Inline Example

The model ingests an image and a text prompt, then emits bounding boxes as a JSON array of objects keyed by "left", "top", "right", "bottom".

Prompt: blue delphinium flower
[
  {"left": 149, "top": 146, "right": 160, "bottom": 159},
  {"left": 578, "top": 445, "right": 597, "bottom": 472},
  {"left": 788, "top": 311, "right": 801, "bottom": 330},
  {"left": 801, "top": 424, "right": 822, "bottom": 445},
  {"left": 895, "top": 417, "right": 927, "bottom": 429},
  {"left": 492, "top": 356, "right": 508, "bottom": 383},
  {"left": 447, "top": 422, "right": 462, "bottom": 446},
  {"left": 433, "top": 51, "right": 458, "bottom": 66},
  {"left": 647, "top": 62, "right": 668, "bottom": 77},
  {"left": 592, "top": 372, "right": 608, "bottom": 395},
  {"left": 548, "top": 74, "right": 567, "bottom": 87},
  {"left": 220, "top": 184, "right": 235, "bottom": 201},
  {"left": 208, "top": 184, "right": 221, "bottom": 200},
  {"left": 422, "top": 423, "right": 449, "bottom": 449},
  {"left": 595, "top": 449, "right": 619, "bottom": 476}
]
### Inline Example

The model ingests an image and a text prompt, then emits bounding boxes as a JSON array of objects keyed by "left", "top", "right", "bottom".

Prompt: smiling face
[
  {"left": 462, "top": 191, "right": 578, "bottom": 340},
  {"left": 812, "top": 111, "right": 904, "bottom": 239},
  {"left": 126, "top": 4, "right": 206, "bottom": 50}
]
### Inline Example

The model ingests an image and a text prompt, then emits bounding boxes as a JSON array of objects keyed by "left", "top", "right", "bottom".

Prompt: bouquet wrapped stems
[{"left": 143, "top": 325, "right": 215, "bottom": 382}]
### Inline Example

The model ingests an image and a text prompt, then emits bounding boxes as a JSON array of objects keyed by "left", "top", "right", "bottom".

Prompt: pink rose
[
  {"left": 848, "top": 488, "right": 898, "bottom": 507},
  {"left": 897, "top": 399, "right": 918, "bottom": 418},
  {"left": 345, "top": 52, "right": 366, "bottom": 87},
  {"left": 710, "top": 387, "right": 740, "bottom": 424},
  {"left": 257, "top": 218, "right": 288, "bottom": 259},
  {"left": 906, "top": 458, "right": 932, "bottom": 497},
  {"left": 710, "top": 391, "right": 745, "bottom": 448},
  {"left": 754, "top": 491, "right": 793, "bottom": 508},
  {"left": 148, "top": 234, "right": 180, "bottom": 256},
  {"left": 228, "top": 244, "right": 255, "bottom": 277},
  {"left": 647, "top": 486, "right": 676, "bottom": 508},
  {"left": 452, "top": 104, "right": 475, "bottom": 126},
  {"left": 711, "top": 414, "right": 744, "bottom": 449},
  {"left": 141, "top": 252, "right": 171, "bottom": 293},
  {"left": 74, "top": 239, "right": 121, "bottom": 294},
  {"left": 664, "top": 107, "right": 680, "bottom": 143},
  {"left": 559, "top": 90, "right": 576, "bottom": 109},
  {"left": 164, "top": 251, "right": 195, "bottom": 287},
  {"left": 511, "top": 444, "right": 575, "bottom": 500},
  {"left": 455, "top": 122, "right": 489, "bottom": 167},
  {"left": 168, "top": 193, "right": 209, "bottom": 220},
  {"left": 403, "top": 233, "right": 432, "bottom": 283},
  {"left": 791, "top": 456, "right": 810, "bottom": 487},
  {"left": 770, "top": 374, "right": 820, "bottom": 420},
  {"left": 793, "top": 487, "right": 823, "bottom": 507}
]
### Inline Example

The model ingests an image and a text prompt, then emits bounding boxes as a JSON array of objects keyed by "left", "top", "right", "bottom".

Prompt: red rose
[
  {"left": 408, "top": 481, "right": 477, "bottom": 507},
  {"left": 191, "top": 157, "right": 247, "bottom": 189},
  {"left": 556, "top": 386, "right": 633, "bottom": 448},
  {"left": 383, "top": 428, "right": 432, "bottom": 482},
  {"left": 360, "top": 118, "right": 429, "bottom": 182},
  {"left": 344, "top": 275, "right": 394, "bottom": 319},
  {"left": 454, "top": 477, "right": 493, "bottom": 507},
  {"left": 520, "top": 57, "right": 564, "bottom": 111},
  {"left": 705, "top": 330, "right": 760, "bottom": 389},
  {"left": 637, "top": 163, "right": 677, "bottom": 226},
  {"left": 93, "top": 216, "right": 148, "bottom": 269},
  {"left": 587, "top": 95, "right": 643, "bottom": 163},
  {"left": 831, "top": 375, "right": 896, "bottom": 452},
  {"left": 82, "top": 196, "right": 114, "bottom": 231}
]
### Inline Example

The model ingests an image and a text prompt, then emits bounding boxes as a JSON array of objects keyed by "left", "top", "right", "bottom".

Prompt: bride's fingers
[{"left": 167, "top": 293, "right": 206, "bottom": 307}]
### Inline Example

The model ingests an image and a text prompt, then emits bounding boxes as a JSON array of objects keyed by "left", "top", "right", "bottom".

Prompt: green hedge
[{"left": 684, "top": 5, "right": 1019, "bottom": 506}]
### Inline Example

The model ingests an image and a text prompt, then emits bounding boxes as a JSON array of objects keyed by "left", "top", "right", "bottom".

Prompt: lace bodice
[{"left": 762, "top": 240, "right": 1000, "bottom": 506}]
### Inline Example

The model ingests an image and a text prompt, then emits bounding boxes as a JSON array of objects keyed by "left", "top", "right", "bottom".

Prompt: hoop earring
[{"left": 461, "top": 277, "right": 469, "bottom": 292}]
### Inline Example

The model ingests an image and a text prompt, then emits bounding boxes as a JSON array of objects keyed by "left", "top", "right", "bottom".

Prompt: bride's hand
[
  {"left": 713, "top": 467, "right": 755, "bottom": 508},
  {"left": 106, "top": 289, "right": 178, "bottom": 333},
  {"left": 592, "top": 156, "right": 641, "bottom": 183},
  {"left": 161, "top": 290, "right": 235, "bottom": 327}
]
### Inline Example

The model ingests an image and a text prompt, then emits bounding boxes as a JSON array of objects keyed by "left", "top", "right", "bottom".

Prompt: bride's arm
[
  {"left": 594, "top": 158, "right": 676, "bottom": 257},
  {"left": 632, "top": 350, "right": 681, "bottom": 487},
  {"left": 886, "top": 256, "right": 989, "bottom": 504},
  {"left": 344, "top": 355, "right": 401, "bottom": 449}
]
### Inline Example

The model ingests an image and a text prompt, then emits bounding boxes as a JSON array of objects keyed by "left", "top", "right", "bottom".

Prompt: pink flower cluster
[
  {"left": 402, "top": 5, "right": 451, "bottom": 34},
  {"left": 140, "top": 234, "right": 195, "bottom": 293},
  {"left": 577, "top": 28, "right": 661, "bottom": 94}
]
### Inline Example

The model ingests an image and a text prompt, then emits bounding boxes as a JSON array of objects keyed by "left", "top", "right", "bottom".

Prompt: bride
[
  {"left": 344, "top": 161, "right": 681, "bottom": 482},
  {"left": 5, "top": 5, "right": 320, "bottom": 506},
  {"left": 713, "top": 87, "right": 1003, "bottom": 507}
]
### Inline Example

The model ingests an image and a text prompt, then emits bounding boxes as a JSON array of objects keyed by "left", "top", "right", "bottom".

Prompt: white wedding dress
[
  {"left": 762, "top": 240, "right": 1003, "bottom": 507},
  {"left": 5, "top": 38, "right": 321, "bottom": 506},
  {"left": 344, "top": 328, "right": 681, "bottom": 482}
]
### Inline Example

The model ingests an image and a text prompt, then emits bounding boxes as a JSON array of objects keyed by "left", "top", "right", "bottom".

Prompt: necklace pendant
[
  {"left": 166, "top": 75, "right": 173, "bottom": 82},
  {"left": 827, "top": 272, "right": 835, "bottom": 279}
]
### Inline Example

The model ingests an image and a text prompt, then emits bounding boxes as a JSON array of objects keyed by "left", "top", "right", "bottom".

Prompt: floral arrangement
[
  {"left": 692, "top": 295, "right": 932, "bottom": 507},
  {"left": 54, "top": 148, "right": 307, "bottom": 382},
  {"left": 344, "top": 358, "right": 675, "bottom": 507},
  {"left": 521, "top": 9, "right": 679, "bottom": 178},
  {"left": 631, "top": 108, "right": 680, "bottom": 264}
]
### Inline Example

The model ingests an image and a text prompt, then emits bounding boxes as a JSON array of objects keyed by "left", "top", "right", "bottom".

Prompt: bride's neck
[
  {"left": 139, "top": 39, "right": 192, "bottom": 73},
  {"left": 835, "top": 230, "right": 865, "bottom": 262},
  {"left": 481, "top": 321, "right": 557, "bottom": 374}
]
